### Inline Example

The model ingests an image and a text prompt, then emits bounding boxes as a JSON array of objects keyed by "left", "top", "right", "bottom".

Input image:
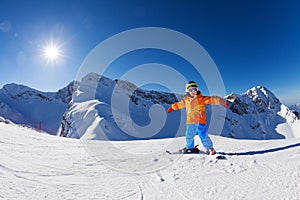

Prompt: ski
[
  {"left": 211, "top": 154, "right": 226, "bottom": 160},
  {"left": 166, "top": 149, "right": 226, "bottom": 159},
  {"left": 166, "top": 149, "right": 206, "bottom": 155}
]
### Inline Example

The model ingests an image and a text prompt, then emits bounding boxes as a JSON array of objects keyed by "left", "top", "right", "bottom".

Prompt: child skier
[{"left": 167, "top": 81, "right": 228, "bottom": 155}]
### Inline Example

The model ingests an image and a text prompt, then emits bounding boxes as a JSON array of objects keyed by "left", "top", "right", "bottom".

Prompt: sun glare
[{"left": 43, "top": 43, "right": 61, "bottom": 62}]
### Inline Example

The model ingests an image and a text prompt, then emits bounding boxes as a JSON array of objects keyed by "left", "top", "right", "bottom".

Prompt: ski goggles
[{"left": 188, "top": 87, "right": 198, "bottom": 92}]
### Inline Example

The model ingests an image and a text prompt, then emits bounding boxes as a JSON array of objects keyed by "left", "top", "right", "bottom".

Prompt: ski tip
[{"left": 215, "top": 154, "right": 226, "bottom": 159}]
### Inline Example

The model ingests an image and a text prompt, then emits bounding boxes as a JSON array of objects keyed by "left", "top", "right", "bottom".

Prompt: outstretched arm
[
  {"left": 167, "top": 99, "right": 186, "bottom": 113},
  {"left": 203, "top": 96, "right": 228, "bottom": 108}
]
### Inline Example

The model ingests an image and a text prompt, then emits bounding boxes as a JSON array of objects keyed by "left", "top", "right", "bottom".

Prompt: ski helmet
[{"left": 186, "top": 81, "right": 198, "bottom": 91}]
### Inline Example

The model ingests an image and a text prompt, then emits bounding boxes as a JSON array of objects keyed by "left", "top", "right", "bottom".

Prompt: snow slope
[{"left": 1, "top": 121, "right": 300, "bottom": 199}]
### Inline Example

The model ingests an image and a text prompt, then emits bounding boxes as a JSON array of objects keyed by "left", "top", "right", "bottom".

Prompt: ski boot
[
  {"left": 207, "top": 148, "right": 216, "bottom": 155},
  {"left": 179, "top": 146, "right": 200, "bottom": 154}
]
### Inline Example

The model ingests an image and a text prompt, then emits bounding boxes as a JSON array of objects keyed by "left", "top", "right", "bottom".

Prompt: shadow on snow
[{"left": 219, "top": 142, "right": 300, "bottom": 156}]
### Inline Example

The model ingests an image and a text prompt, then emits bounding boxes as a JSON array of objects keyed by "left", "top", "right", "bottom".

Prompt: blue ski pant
[{"left": 185, "top": 124, "right": 213, "bottom": 150}]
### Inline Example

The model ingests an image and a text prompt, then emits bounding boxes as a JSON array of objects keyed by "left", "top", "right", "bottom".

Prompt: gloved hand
[
  {"left": 167, "top": 107, "right": 173, "bottom": 113},
  {"left": 221, "top": 100, "right": 228, "bottom": 108}
]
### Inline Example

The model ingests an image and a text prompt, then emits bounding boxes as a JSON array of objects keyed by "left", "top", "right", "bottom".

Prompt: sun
[{"left": 42, "top": 42, "right": 61, "bottom": 62}]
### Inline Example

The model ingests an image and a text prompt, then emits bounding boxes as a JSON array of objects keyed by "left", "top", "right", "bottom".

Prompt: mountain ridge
[
  {"left": 60, "top": 73, "right": 300, "bottom": 140},
  {"left": 0, "top": 73, "right": 299, "bottom": 139},
  {"left": 0, "top": 81, "right": 79, "bottom": 134}
]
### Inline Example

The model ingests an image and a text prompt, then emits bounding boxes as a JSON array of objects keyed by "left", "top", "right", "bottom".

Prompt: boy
[{"left": 167, "top": 81, "right": 228, "bottom": 155}]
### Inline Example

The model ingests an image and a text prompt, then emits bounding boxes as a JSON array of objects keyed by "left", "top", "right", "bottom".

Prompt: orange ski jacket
[{"left": 171, "top": 92, "right": 226, "bottom": 124}]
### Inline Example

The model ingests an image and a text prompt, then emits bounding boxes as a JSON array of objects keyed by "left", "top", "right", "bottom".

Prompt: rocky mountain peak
[
  {"left": 227, "top": 86, "right": 280, "bottom": 115},
  {"left": 246, "top": 86, "right": 280, "bottom": 108}
]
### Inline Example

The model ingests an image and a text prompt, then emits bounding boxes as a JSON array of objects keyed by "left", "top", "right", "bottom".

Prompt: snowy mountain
[
  {"left": 1, "top": 118, "right": 300, "bottom": 199},
  {"left": 60, "top": 73, "right": 300, "bottom": 140},
  {"left": 0, "top": 82, "right": 79, "bottom": 134},
  {"left": 60, "top": 73, "right": 183, "bottom": 140},
  {"left": 220, "top": 86, "right": 300, "bottom": 139},
  {"left": 0, "top": 72, "right": 298, "bottom": 140},
  {"left": 290, "top": 103, "right": 300, "bottom": 118}
]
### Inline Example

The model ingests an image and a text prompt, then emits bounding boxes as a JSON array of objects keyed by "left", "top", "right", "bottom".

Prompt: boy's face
[{"left": 188, "top": 87, "right": 198, "bottom": 97}]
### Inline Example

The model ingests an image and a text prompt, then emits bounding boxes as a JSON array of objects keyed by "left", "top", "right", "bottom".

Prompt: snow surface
[{"left": 1, "top": 121, "right": 300, "bottom": 199}]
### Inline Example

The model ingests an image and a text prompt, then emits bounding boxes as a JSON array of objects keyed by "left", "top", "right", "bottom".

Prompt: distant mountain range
[
  {"left": 0, "top": 72, "right": 299, "bottom": 139},
  {"left": 0, "top": 81, "right": 79, "bottom": 134},
  {"left": 290, "top": 103, "right": 300, "bottom": 118}
]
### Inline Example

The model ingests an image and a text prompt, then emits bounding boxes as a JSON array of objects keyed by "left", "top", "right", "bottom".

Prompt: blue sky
[{"left": 0, "top": 0, "right": 300, "bottom": 105}]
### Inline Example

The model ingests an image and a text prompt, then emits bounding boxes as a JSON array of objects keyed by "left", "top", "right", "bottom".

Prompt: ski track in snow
[{"left": 1, "top": 122, "right": 300, "bottom": 199}]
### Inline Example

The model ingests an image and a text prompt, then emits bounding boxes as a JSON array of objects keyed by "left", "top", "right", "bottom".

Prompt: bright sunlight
[{"left": 43, "top": 42, "right": 61, "bottom": 63}]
